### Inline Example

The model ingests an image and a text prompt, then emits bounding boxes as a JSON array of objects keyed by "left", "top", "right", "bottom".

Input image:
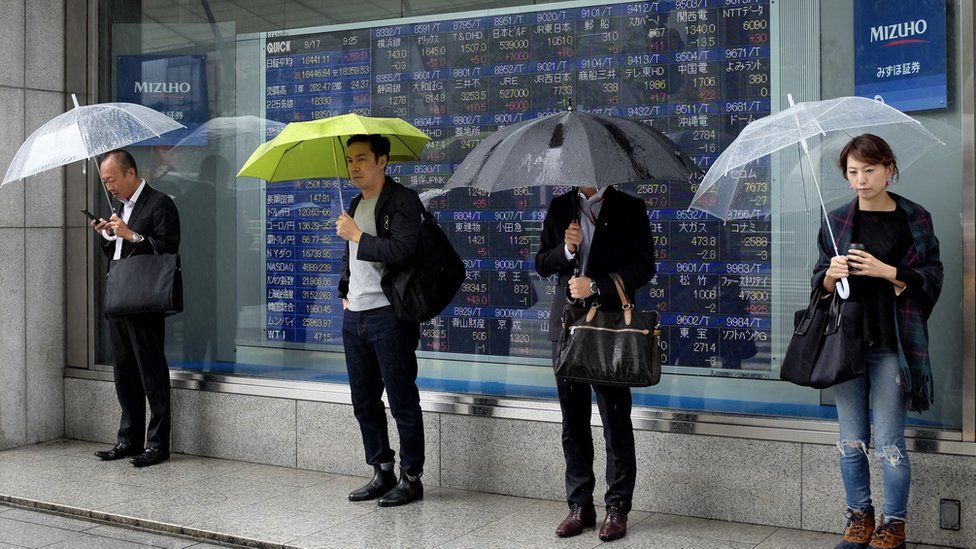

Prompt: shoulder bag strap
[{"left": 794, "top": 285, "right": 825, "bottom": 335}]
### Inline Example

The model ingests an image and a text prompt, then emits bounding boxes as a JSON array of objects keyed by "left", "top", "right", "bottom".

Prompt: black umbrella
[{"left": 445, "top": 109, "right": 701, "bottom": 192}]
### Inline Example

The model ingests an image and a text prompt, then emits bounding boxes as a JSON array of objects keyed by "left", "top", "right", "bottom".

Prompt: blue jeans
[
  {"left": 342, "top": 306, "right": 424, "bottom": 477},
  {"left": 833, "top": 350, "right": 910, "bottom": 521}
]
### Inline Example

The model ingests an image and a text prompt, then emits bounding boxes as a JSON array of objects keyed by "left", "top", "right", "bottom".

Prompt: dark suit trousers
[
  {"left": 108, "top": 313, "right": 171, "bottom": 450},
  {"left": 553, "top": 342, "right": 636, "bottom": 512}
]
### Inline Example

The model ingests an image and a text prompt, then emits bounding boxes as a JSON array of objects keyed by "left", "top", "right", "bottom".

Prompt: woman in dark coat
[{"left": 814, "top": 134, "right": 942, "bottom": 549}]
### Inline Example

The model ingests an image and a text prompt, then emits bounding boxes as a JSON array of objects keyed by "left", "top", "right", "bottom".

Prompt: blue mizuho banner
[
  {"left": 116, "top": 54, "right": 209, "bottom": 145},
  {"left": 853, "top": 0, "right": 947, "bottom": 112}
]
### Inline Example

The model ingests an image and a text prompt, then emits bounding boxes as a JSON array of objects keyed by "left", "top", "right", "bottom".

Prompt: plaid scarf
[{"left": 812, "top": 193, "right": 943, "bottom": 412}]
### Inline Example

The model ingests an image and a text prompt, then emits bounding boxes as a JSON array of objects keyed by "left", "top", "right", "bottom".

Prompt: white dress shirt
[
  {"left": 101, "top": 179, "right": 147, "bottom": 260},
  {"left": 563, "top": 186, "right": 607, "bottom": 275}
]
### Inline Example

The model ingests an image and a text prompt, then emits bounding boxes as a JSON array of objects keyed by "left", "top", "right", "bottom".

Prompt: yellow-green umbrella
[{"left": 236, "top": 113, "right": 430, "bottom": 183}]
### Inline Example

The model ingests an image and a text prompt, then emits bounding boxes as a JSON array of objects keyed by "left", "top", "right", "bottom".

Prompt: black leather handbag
[
  {"left": 555, "top": 273, "right": 662, "bottom": 387},
  {"left": 104, "top": 239, "right": 183, "bottom": 317},
  {"left": 780, "top": 285, "right": 863, "bottom": 389}
]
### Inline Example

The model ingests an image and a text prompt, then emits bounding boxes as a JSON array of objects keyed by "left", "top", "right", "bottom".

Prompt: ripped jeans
[{"left": 833, "top": 350, "right": 909, "bottom": 521}]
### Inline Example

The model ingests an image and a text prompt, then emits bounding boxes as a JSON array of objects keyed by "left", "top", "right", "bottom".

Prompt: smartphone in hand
[{"left": 82, "top": 209, "right": 100, "bottom": 223}]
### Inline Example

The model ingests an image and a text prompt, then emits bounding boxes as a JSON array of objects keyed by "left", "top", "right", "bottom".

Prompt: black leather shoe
[
  {"left": 348, "top": 466, "right": 397, "bottom": 502},
  {"left": 94, "top": 443, "right": 143, "bottom": 461},
  {"left": 129, "top": 447, "right": 169, "bottom": 467},
  {"left": 377, "top": 471, "right": 423, "bottom": 507}
]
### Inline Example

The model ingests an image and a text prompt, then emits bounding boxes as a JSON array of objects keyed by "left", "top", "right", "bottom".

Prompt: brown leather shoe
[
  {"left": 868, "top": 518, "right": 906, "bottom": 549},
  {"left": 555, "top": 503, "right": 596, "bottom": 537},
  {"left": 598, "top": 504, "right": 628, "bottom": 541},
  {"left": 835, "top": 508, "right": 875, "bottom": 548}
]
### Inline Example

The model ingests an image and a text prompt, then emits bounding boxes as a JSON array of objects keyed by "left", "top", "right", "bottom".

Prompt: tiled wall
[
  {"left": 65, "top": 377, "right": 976, "bottom": 546},
  {"left": 0, "top": 0, "right": 66, "bottom": 450}
]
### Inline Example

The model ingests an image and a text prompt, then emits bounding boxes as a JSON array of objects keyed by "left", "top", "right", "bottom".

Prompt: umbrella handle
[
  {"left": 836, "top": 277, "right": 850, "bottom": 300},
  {"left": 90, "top": 156, "right": 117, "bottom": 217},
  {"left": 567, "top": 266, "right": 584, "bottom": 305}
]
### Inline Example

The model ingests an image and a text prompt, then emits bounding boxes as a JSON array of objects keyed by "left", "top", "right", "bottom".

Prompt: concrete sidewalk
[
  {"left": 0, "top": 440, "right": 950, "bottom": 548},
  {"left": 0, "top": 505, "right": 229, "bottom": 548}
]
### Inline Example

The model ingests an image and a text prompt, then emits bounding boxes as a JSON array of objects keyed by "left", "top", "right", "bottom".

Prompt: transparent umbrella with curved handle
[
  {"left": 690, "top": 95, "right": 943, "bottom": 298},
  {"left": 2, "top": 94, "right": 184, "bottom": 211}
]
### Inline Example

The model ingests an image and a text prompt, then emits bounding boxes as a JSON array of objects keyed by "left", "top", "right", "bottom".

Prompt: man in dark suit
[
  {"left": 89, "top": 149, "right": 181, "bottom": 467},
  {"left": 536, "top": 185, "right": 655, "bottom": 542}
]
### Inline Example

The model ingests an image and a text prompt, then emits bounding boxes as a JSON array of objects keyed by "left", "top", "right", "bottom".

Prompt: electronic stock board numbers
[{"left": 262, "top": 0, "right": 774, "bottom": 375}]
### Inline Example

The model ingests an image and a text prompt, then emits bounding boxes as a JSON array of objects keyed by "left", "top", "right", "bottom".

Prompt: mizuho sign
[
  {"left": 134, "top": 81, "right": 192, "bottom": 93},
  {"left": 869, "top": 19, "right": 928, "bottom": 43}
]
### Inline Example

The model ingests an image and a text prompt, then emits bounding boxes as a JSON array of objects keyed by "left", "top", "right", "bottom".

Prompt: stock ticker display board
[{"left": 262, "top": 0, "right": 773, "bottom": 372}]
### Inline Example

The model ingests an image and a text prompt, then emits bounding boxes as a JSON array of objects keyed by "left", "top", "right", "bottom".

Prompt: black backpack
[{"left": 390, "top": 210, "right": 465, "bottom": 324}]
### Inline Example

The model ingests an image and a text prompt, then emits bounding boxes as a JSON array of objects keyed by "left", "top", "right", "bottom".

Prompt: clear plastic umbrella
[
  {"left": 2, "top": 94, "right": 184, "bottom": 210},
  {"left": 162, "top": 115, "right": 286, "bottom": 176},
  {"left": 168, "top": 115, "right": 286, "bottom": 150},
  {"left": 690, "top": 95, "right": 943, "bottom": 298}
]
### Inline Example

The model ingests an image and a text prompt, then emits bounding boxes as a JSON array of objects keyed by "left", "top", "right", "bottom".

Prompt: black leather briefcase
[
  {"left": 555, "top": 273, "right": 662, "bottom": 387},
  {"left": 104, "top": 240, "right": 182, "bottom": 317}
]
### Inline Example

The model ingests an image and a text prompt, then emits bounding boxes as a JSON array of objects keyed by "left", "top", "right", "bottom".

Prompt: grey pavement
[
  {"left": 0, "top": 504, "right": 238, "bottom": 548},
  {"left": 0, "top": 440, "right": 954, "bottom": 549}
]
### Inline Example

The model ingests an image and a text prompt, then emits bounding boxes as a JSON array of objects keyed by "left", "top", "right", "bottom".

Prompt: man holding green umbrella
[
  {"left": 335, "top": 134, "right": 426, "bottom": 507},
  {"left": 239, "top": 114, "right": 431, "bottom": 505}
]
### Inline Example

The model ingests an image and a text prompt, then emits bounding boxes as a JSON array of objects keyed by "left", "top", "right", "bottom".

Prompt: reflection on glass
[{"left": 94, "top": 0, "right": 966, "bottom": 431}]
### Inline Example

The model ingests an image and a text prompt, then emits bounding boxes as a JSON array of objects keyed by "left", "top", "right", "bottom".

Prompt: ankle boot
[
  {"left": 835, "top": 508, "right": 875, "bottom": 549},
  {"left": 348, "top": 465, "right": 396, "bottom": 501},
  {"left": 868, "top": 518, "right": 906, "bottom": 549},
  {"left": 377, "top": 470, "right": 423, "bottom": 507}
]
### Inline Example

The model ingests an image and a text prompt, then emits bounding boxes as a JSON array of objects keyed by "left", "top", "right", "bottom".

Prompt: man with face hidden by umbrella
[
  {"left": 89, "top": 149, "right": 181, "bottom": 467},
  {"left": 335, "top": 134, "right": 426, "bottom": 506},
  {"left": 536, "top": 184, "right": 656, "bottom": 541}
]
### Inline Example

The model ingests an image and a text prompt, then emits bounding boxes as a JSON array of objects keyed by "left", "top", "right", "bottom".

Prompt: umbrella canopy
[
  {"left": 2, "top": 96, "right": 184, "bottom": 186},
  {"left": 689, "top": 94, "right": 943, "bottom": 299},
  {"left": 162, "top": 115, "right": 287, "bottom": 176},
  {"left": 236, "top": 113, "right": 430, "bottom": 182},
  {"left": 689, "top": 96, "right": 943, "bottom": 221},
  {"left": 445, "top": 109, "right": 702, "bottom": 192},
  {"left": 171, "top": 115, "right": 287, "bottom": 148}
]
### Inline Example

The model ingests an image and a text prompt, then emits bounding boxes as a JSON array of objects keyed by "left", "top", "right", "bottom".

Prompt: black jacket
[
  {"left": 338, "top": 177, "right": 424, "bottom": 303},
  {"left": 100, "top": 183, "right": 181, "bottom": 260},
  {"left": 535, "top": 186, "right": 656, "bottom": 340}
]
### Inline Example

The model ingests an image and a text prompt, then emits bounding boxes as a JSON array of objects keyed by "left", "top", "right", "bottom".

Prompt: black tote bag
[
  {"left": 555, "top": 273, "right": 662, "bottom": 387},
  {"left": 104, "top": 239, "right": 183, "bottom": 317},
  {"left": 781, "top": 285, "right": 864, "bottom": 389}
]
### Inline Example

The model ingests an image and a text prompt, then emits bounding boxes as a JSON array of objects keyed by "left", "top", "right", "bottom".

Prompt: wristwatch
[
  {"left": 589, "top": 280, "right": 600, "bottom": 295},
  {"left": 129, "top": 232, "right": 144, "bottom": 243}
]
